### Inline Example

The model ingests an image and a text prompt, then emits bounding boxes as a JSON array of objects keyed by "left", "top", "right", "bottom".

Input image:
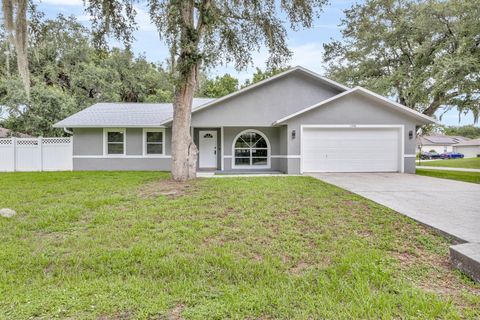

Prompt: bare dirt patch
[
  {"left": 139, "top": 179, "right": 195, "bottom": 199},
  {"left": 394, "top": 245, "right": 480, "bottom": 309},
  {"left": 168, "top": 304, "right": 185, "bottom": 320}
]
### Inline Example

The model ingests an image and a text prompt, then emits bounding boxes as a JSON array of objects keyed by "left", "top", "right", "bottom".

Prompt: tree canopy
[
  {"left": 0, "top": 7, "right": 289, "bottom": 137},
  {"left": 0, "top": 14, "right": 174, "bottom": 136},
  {"left": 323, "top": 0, "right": 480, "bottom": 123},
  {"left": 242, "top": 67, "right": 290, "bottom": 87},
  {"left": 84, "top": 0, "right": 329, "bottom": 180},
  {"left": 443, "top": 125, "right": 480, "bottom": 139},
  {"left": 197, "top": 73, "right": 238, "bottom": 98}
]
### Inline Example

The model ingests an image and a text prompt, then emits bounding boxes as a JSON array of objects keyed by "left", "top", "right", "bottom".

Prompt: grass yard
[
  {"left": 417, "top": 157, "right": 480, "bottom": 169},
  {"left": 0, "top": 172, "right": 479, "bottom": 319},
  {"left": 416, "top": 168, "right": 480, "bottom": 184}
]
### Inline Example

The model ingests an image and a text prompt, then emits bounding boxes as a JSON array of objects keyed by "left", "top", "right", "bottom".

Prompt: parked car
[
  {"left": 440, "top": 152, "right": 464, "bottom": 159},
  {"left": 420, "top": 152, "right": 441, "bottom": 160}
]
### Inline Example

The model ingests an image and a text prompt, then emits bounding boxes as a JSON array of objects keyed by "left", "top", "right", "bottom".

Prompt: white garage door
[{"left": 302, "top": 127, "right": 401, "bottom": 172}]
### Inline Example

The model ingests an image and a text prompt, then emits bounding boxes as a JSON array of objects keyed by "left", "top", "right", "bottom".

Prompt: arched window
[{"left": 233, "top": 130, "right": 270, "bottom": 168}]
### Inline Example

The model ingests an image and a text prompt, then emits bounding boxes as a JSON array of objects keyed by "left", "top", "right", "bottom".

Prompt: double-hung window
[
  {"left": 143, "top": 129, "right": 164, "bottom": 155},
  {"left": 105, "top": 129, "right": 125, "bottom": 155}
]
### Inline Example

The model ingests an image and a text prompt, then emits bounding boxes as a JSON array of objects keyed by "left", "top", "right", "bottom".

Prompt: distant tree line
[
  {"left": 0, "top": 12, "right": 284, "bottom": 137},
  {"left": 323, "top": 0, "right": 479, "bottom": 123},
  {"left": 443, "top": 125, "right": 480, "bottom": 139}
]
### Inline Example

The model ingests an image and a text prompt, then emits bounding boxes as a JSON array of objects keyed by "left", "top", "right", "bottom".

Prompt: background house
[
  {"left": 416, "top": 135, "right": 470, "bottom": 154},
  {"left": 453, "top": 139, "right": 480, "bottom": 158}
]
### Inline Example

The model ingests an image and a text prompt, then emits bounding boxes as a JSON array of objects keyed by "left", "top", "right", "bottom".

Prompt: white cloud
[
  {"left": 289, "top": 42, "right": 326, "bottom": 74},
  {"left": 75, "top": 5, "right": 157, "bottom": 32},
  {"left": 36, "top": 0, "right": 82, "bottom": 6}
]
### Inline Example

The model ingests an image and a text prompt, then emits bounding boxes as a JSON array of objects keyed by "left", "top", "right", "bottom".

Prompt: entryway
[{"left": 198, "top": 130, "right": 218, "bottom": 169}]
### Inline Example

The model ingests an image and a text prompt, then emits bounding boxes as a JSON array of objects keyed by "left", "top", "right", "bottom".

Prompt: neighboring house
[
  {"left": 453, "top": 139, "right": 480, "bottom": 158},
  {"left": 0, "top": 127, "right": 32, "bottom": 138},
  {"left": 54, "top": 66, "right": 435, "bottom": 174},
  {"left": 416, "top": 135, "right": 471, "bottom": 154}
]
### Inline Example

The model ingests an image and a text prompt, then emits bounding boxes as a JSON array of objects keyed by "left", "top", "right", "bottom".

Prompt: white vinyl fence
[{"left": 0, "top": 137, "right": 72, "bottom": 172}]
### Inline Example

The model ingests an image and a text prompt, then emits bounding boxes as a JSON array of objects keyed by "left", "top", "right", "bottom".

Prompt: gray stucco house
[{"left": 54, "top": 66, "right": 435, "bottom": 174}]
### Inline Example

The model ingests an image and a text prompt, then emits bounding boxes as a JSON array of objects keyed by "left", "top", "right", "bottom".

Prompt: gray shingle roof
[
  {"left": 454, "top": 138, "right": 480, "bottom": 146},
  {"left": 417, "top": 135, "right": 470, "bottom": 146},
  {"left": 53, "top": 98, "right": 215, "bottom": 128}
]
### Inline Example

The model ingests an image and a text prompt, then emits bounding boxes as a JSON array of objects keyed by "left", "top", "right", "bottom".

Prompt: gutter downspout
[{"left": 63, "top": 127, "right": 73, "bottom": 135}]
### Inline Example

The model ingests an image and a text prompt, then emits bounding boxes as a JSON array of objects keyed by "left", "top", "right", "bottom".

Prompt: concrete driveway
[{"left": 308, "top": 173, "right": 480, "bottom": 243}]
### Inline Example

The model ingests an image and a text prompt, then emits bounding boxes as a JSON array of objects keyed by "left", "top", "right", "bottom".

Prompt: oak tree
[
  {"left": 85, "top": 0, "right": 328, "bottom": 181},
  {"left": 323, "top": 0, "right": 480, "bottom": 123}
]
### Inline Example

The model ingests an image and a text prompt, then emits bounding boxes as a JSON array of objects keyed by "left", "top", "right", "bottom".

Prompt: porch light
[
  {"left": 409, "top": 130, "right": 413, "bottom": 139},
  {"left": 291, "top": 130, "right": 296, "bottom": 139}
]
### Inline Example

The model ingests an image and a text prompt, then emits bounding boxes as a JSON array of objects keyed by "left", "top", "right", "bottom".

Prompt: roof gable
[
  {"left": 273, "top": 86, "right": 436, "bottom": 125},
  {"left": 160, "top": 66, "right": 349, "bottom": 125}
]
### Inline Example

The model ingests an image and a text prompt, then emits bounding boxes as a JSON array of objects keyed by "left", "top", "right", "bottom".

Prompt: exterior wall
[
  {"left": 73, "top": 158, "right": 171, "bottom": 171},
  {"left": 126, "top": 128, "right": 143, "bottom": 155},
  {"left": 72, "top": 128, "right": 171, "bottom": 171},
  {"left": 283, "top": 92, "right": 419, "bottom": 174},
  {"left": 222, "top": 127, "right": 288, "bottom": 172},
  {"left": 191, "top": 71, "right": 342, "bottom": 127},
  {"left": 454, "top": 145, "right": 480, "bottom": 158},
  {"left": 73, "top": 128, "right": 103, "bottom": 155}
]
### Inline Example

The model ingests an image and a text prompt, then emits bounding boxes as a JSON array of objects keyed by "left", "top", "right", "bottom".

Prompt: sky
[{"left": 23, "top": 0, "right": 479, "bottom": 126}]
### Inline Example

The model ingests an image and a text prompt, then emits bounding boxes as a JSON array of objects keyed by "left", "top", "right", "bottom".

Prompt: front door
[{"left": 199, "top": 130, "right": 217, "bottom": 168}]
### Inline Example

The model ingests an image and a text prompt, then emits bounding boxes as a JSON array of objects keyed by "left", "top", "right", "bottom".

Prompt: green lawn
[
  {"left": 0, "top": 172, "right": 479, "bottom": 319},
  {"left": 416, "top": 168, "right": 480, "bottom": 184},
  {"left": 417, "top": 157, "right": 480, "bottom": 169}
]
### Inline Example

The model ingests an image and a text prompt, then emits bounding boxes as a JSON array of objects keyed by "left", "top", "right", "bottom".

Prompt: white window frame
[
  {"left": 103, "top": 128, "right": 126, "bottom": 156},
  {"left": 142, "top": 128, "right": 166, "bottom": 157},
  {"left": 232, "top": 129, "right": 271, "bottom": 169}
]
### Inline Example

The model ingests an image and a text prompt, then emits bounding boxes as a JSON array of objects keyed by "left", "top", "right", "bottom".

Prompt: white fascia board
[
  {"left": 53, "top": 125, "right": 167, "bottom": 128},
  {"left": 273, "top": 88, "right": 356, "bottom": 125},
  {"left": 273, "top": 86, "right": 437, "bottom": 126},
  {"left": 354, "top": 87, "right": 438, "bottom": 124}
]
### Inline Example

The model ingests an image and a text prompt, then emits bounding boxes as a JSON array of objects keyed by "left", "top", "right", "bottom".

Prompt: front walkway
[
  {"left": 416, "top": 166, "right": 480, "bottom": 173},
  {"left": 307, "top": 173, "right": 480, "bottom": 243}
]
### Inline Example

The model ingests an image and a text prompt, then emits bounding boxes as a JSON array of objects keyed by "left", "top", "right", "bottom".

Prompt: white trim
[
  {"left": 224, "top": 155, "right": 232, "bottom": 158},
  {"left": 404, "top": 154, "right": 417, "bottom": 157},
  {"left": 231, "top": 129, "right": 271, "bottom": 169},
  {"left": 160, "top": 66, "right": 349, "bottom": 125},
  {"left": 300, "top": 124, "right": 405, "bottom": 174},
  {"left": 274, "top": 87, "right": 437, "bottom": 125},
  {"left": 103, "top": 128, "right": 126, "bottom": 156},
  {"left": 142, "top": 128, "right": 166, "bottom": 156},
  {"left": 73, "top": 155, "right": 172, "bottom": 159},
  {"left": 54, "top": 125, "right": 167, "bottom": 128},
  {"left": 220, "top": 126, "right": 224, "bottom": 171}
]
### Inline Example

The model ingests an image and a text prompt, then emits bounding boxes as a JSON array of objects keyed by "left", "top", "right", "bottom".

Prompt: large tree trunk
[
  {"left": 171, "top": 64, "right": 198, "bottom": 181},
  {"left": 1, "top": 0, "right": 30, "bottom": 98}
]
